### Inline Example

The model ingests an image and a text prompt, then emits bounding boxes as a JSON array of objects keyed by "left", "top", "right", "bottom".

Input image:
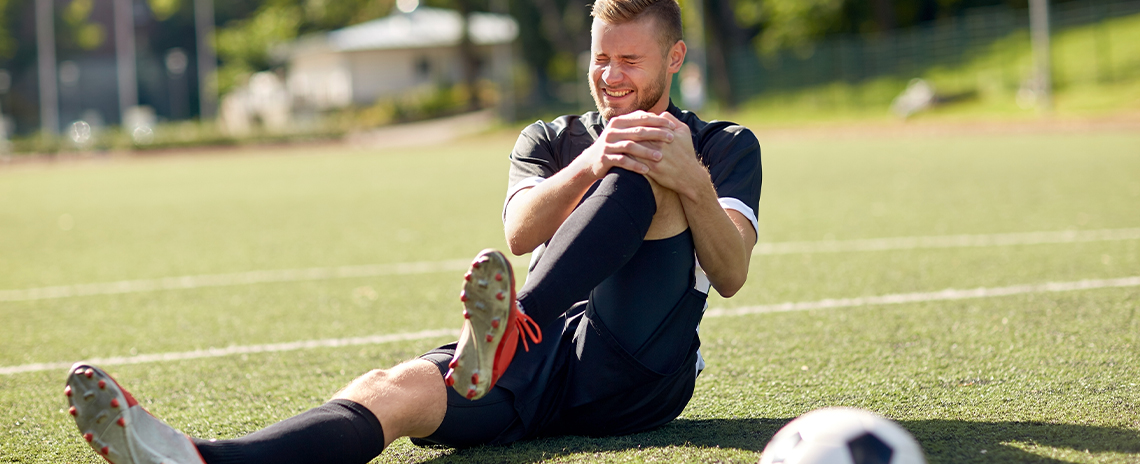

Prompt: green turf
[{"left": 1, "top": 128, "right": 1138, "bottom": 463}]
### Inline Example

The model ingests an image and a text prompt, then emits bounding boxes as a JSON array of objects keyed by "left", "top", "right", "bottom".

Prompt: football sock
[
  {"left": 517, "top": 168, "right": 656, "bottom": 327},
  {"left": 192, "top": 399, "right": 385, "bottom": 464}
]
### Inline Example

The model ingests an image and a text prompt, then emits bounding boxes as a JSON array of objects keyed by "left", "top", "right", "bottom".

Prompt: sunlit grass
[{"left": 1, "top": 128, "right": 1138, "bottom": 463}]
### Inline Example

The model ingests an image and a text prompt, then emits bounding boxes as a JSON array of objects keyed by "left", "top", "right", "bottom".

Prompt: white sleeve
[
  {"left": 718, "top": 197, "right": 758, "bottom": 237},
  {"left": 502, "top": 176, "right": 546, "bottom": 223}
]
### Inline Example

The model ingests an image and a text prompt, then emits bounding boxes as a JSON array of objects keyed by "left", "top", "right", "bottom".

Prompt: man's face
[{"left": 588, "top": 17, "right": 673, "bottom": 121}]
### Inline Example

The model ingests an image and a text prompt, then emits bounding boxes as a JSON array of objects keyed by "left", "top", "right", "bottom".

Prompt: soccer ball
[{"left": 758, "top": 407, "right": 926, "bottom": 464}]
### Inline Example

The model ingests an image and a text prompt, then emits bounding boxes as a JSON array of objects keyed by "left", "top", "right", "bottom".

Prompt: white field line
[
  {"left": 2, "top": 275, "right": 1137, "bottom": 376},
  {"left": 751, "top": 227, "right": 1140, "bottom": 255},
  {"left": 0, "top": 329, "right": 460, "bottom": 376},
  {"left": 702, "top": 275, "right": 1140, "bottom": 318},
  {"left": 2, "top": 228, "right": 1138, "bottom": 303},
  {"left": 0, "top": 259, "right": 472, "bottom": 303}
]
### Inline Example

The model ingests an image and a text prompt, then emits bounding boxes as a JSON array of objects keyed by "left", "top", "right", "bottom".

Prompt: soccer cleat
[
  {"left": 65, "top": 363, "right": 206, "bottom": 464},
  {"left": 444, "top": 249, "right": 542, "bottom": 401}
]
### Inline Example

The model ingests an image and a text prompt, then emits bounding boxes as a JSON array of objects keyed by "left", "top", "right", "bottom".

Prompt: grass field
[{"left": 1, "top": 124, "right": 1139, "bottom": 463}]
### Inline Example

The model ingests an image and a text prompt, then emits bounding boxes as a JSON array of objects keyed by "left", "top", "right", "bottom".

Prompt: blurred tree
[
  {"left": 727, "top": 0, "right": 1088, "bottom": 55},
  {"left": 214, "top": 2, "right": 302, "bottom": 94},
  {"left": 147, "top": 0, "right": 180, "bottom": 21},
  {"left": 212, "top": 0, "right": 406, "bottom": 95},
  {"left": 703, "top": 0, "right": 753, "bottom": 108},
  {"left": 453, "top": 0, "right": 480, "bottom": 111},
  {"left": 0, "top": 0, "right": 14, "bottom": 59},
  {"left": 62, "top": 0, "right": 106, "bottom": 51}
]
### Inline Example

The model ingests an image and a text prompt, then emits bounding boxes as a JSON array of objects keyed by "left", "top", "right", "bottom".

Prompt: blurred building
[{"left": 282, "top": 6, "right": 518, "bottom": 111}]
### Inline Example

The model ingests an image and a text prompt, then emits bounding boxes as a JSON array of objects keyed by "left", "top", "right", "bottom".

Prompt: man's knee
[
  {"left": 337, "top": 361, "right": 441, "bottom": 404},
  {"left": 333, "top": 360, "right": 447, "bottom": 442},
  {"left": 643, "top": 176, "right": 689, "bottom": 240},
  {"left": 595, "top": 168, "right": 686, "bottom": 239}
]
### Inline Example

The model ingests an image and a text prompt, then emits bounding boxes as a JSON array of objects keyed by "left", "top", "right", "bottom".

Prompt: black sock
[
  {"left": 192, "top": 399, "right": 385, "bottom": 464},
  {"left": 518, "top": 168, "right": 657, "bottom": 327}
]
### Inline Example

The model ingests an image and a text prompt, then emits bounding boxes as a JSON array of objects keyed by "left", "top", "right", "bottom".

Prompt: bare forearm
[
  {"left": 679, "top": 181, "right": 754, "bottom": 298},
  {"left": 503, "top": 168, "right": 597, "bottom": 255}
]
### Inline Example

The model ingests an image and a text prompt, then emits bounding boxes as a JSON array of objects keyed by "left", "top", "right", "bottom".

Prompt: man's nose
[{"left": 601, "top": 64, "right": 624, "bottom": 84}]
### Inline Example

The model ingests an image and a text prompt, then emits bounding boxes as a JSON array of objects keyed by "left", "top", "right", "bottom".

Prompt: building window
[{"left": 416, "top": 57, "right": 431, "bottom": 79}]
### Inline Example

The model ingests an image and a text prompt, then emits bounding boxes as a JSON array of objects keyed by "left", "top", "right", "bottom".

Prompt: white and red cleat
[
  {"left": 445, "top": 249, "right": 542, "bottom": 401},
  {"left": 65, "top": 363, "right": 205, "bottom": 464}
]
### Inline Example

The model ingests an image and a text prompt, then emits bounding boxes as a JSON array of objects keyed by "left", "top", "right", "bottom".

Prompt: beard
[{"left": 590, "top": 69, "right": 669, "bottom": 121}]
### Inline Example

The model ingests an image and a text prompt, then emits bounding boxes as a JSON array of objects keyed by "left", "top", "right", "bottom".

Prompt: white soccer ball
[{"left": 758, "top": 407, "right": 927, "bottom": 464}]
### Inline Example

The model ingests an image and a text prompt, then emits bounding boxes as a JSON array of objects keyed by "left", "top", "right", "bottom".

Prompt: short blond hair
[{"left": 591, "top": 0, "right": 683, "bottom": 52}]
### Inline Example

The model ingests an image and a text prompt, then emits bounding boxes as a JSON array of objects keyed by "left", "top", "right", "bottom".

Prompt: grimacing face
[{"left": 588, "top": 17, "right": 675, "bottom": 121}]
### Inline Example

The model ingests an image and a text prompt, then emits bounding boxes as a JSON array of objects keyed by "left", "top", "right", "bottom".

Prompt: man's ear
[{"left": 667, "top": 40, "right": 687, "bottom": 74}]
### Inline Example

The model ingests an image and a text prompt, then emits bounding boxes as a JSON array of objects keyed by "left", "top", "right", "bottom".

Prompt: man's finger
[
  {"left": 605, "top": 127, "right": 674, "bottom": 144},
  {"left": 609, "top": 140, "right": 663, "bottom": 161},
  {"left": 658, "top": 111, "right": 683, "bottom": 126},
  {"left": 608, "top": 112, "right": 675, "bottom": 130},
  {"left": 605, "top": 154, "right": 650, "bottom": 174}
]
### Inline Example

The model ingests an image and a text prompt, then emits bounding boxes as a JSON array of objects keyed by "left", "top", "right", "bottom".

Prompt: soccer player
[{"left": 64, "top": 0, "right": 761, "bottom": 462}]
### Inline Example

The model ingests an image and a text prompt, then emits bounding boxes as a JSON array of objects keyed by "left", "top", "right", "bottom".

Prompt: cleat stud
[
  {"left": 472, "top": 261, "right": 480, "bottom": 269},
  {"left": 486, "top": 334, "right": 494, "bottom": 343},
  {"left": 65, "top": 386, "right": 72, "bottom": 397},
  {"left": 464, "top": 272, "right": 472, "bottom": 282},
  {"left": 98, "top": 380, "right": 106, "bottom": 389},
  {"left": 495, "top": 273, "right": 503, "bottom": 282},
  {"left": 448, "top": 358, "right": 458, "bottom": 369},
  {"left": 471, "top": 373, "right": 480, "bottom": 384},
  {"left": 84, "top": 368, "right": 94, "bottom": 378},
  {"left": 463, "top": 310, "right": 470, "bottom": 319},
  {"left": 100, "top": 446, "right": 110, "bottom": 456},
  {"left": 491, "top": 318, "right": 501, "bottom": 329},
  {"left": 84, "top": 433, "right": 93, "bottom": 442},
  {"left": 466, "top": 388, "right": 477, "bottom": 399},
  {"left": 444, "top": 370, "right": 456, "bottom": 387},
  {"left": 69, "top": 407, "right": 77, "bottom": 416},
  {"left": 496, "top": 292, "right": 504, "bottom": 301},
  {"left": 117, "top": 417, "right": 126, "bottom": 427},
  {"left": 460, "top": 292, "right": 468, "bottom": 303},
  {"left": 109, "top": 399, "right": 119, "bottom": 408}
]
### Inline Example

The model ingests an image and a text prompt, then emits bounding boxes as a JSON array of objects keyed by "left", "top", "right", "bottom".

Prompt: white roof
[{"left": 323, "top": 7, "right": 518, "bottom": 52}]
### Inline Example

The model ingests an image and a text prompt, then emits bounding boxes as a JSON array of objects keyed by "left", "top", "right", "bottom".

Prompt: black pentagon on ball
[{"left": 847, "top": 432, "right": 893, "bottom": 464}]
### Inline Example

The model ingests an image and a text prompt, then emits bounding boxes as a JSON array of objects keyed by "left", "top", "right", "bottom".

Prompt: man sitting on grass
[{"left": 64, "top": 0, "right": 761, "bottom": 462}]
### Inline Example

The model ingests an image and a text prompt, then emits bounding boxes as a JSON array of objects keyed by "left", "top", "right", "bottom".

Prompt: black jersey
[{"left": 505, "top": 102, "right": 763, "bottom": 234}]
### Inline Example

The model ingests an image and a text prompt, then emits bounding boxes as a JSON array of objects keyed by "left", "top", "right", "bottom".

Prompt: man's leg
[
  {"left": 192, "top": 360, "right": 445, "bottom": 463},
  {"left": 330, "top": 360, "right": 447, "bottom": 446},
  {"left": 517, "top": 168, "right": 687, "bottom": 328},
  {"left": 444, "top": 168, "right": 687, "bottom": 400},
  {"left": 580, "top": 177, "right": 698, "bottom": 373},
  {"left": 66, "top": 360, "right": 444, "bottom": 464}
]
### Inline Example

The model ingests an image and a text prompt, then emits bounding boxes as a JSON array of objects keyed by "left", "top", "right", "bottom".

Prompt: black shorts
[{"left": 415, "top": 285, "right": 707, "bottom": 448}]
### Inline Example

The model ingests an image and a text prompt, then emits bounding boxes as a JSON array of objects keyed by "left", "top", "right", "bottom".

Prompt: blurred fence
[{"left": 728, "top": 0, "right": 1140, "bottom": 106}]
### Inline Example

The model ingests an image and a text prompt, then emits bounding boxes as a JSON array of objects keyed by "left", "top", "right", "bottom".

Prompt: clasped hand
[{"left": 570, "top": 111, "right": 701, "bottom": 196}]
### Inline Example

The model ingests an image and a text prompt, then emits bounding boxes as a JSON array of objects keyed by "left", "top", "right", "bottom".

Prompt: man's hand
[
  {"left": 504, "top": 111, "right": 676, "bottom": 254},
  {"left": 568, "top": 111, "right": 677, "bottom": 181},
  {"left": 641, "top": 111, "right": 705, "bottom": 201}
]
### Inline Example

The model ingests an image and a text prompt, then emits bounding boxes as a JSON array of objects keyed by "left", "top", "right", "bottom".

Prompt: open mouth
[{"left": 603, "top": 88, "right": 633, "bottom": 99}]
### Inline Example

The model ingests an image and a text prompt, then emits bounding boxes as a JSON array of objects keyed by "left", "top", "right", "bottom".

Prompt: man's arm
[
  {"left": 678, "top": 177, "right": 756, "bottom": 297},
  {"left": 504, "top": 112, "right": 677, "bottom": 255},
  {"left": 646, "top": 112, "right": 757, "bottom": 297}
]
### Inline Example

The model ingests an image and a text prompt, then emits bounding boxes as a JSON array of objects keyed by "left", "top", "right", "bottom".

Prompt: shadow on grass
[{"left": 413, "top": 418, "right": 1140, "bottom": 463}]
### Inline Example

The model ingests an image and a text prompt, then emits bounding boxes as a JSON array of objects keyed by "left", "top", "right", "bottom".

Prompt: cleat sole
[
  {"left": 66, "top": 363, "right": 205, "bottom": 464},
  {"left": 447, "top": 250, "right": 514, "bottom": 401}
]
